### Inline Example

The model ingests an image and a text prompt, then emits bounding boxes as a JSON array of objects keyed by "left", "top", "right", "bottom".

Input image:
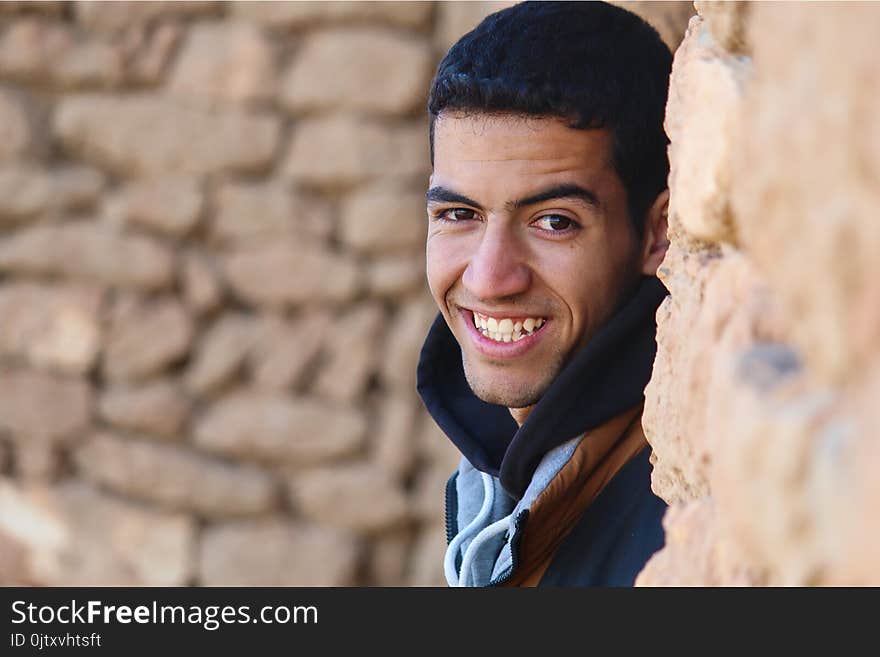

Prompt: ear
[{"left": 639, "top": 188, "right": 670, "bottom": 276}]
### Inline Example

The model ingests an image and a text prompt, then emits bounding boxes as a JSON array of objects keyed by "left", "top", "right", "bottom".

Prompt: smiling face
[{"left": 426, "top": 113, "right": 665, "bottom": 422}]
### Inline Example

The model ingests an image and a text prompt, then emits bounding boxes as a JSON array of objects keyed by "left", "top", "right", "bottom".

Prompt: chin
[{"left": 463, "top": 364, "right": 549, "bottom": 409}]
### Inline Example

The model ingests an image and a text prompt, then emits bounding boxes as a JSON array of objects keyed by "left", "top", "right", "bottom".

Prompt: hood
[{"left": 417, "top": 275, "right": 667, "bottom": 499}]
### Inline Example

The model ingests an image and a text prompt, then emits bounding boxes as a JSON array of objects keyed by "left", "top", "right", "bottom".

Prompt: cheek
[{"left": 425, "top": 236, "right": 465, "bottom": 312}]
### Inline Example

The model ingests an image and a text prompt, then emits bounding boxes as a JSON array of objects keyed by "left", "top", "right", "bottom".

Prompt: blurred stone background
[{"left": 13, "top": 0, "right": 836, "bottom": 587}]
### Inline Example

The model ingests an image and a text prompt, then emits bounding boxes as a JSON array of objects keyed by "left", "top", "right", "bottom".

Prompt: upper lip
[{"left": 460, "top": 306, "right": 547, "bottom": 318}]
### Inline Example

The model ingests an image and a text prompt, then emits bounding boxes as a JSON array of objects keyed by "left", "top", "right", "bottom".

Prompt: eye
[
  {"left": 437, "top": 207, "right": 479, "bottom": 222},
  {"left": 533, "top": 214, "right": 576, "bottom": 232}
]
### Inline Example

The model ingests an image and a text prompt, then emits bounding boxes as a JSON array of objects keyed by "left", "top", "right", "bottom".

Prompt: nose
[{"left": 461, "top": 219, "right": 531, "bottom": 301}]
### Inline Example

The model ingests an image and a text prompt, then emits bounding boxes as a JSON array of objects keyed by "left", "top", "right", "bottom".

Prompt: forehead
[{"left": 431, "top": 112, "right": 615, "bottom": 187}]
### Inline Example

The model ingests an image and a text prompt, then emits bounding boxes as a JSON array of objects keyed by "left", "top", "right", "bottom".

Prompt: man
[{"left": 417, "top": 1, "right": 673, "bottom": 586}]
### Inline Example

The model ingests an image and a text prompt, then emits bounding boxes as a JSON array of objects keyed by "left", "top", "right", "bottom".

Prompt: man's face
[{"left": 426, "top": 113, "right": 645, "bottom": 412}]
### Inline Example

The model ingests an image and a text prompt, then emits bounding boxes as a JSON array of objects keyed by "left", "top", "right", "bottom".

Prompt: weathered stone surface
[
  {"left": 289, "top": 463, "right": 409, "bottom": 534},
  {"left": 249, "top": 312, "right": 330, "bottom": 391},
  {"left": 435, "top": 1, "right": 514, "bottom": 51},
  {"left": 211, "top": 181, "right": 333, "bottom": 245},
  {"left": 179, "top": 250, "right": 223, "bottom": 316},
  {"left": 665, "top": 17, "right": 748, "bottom": 245},
  {"left": 11, "top": 437, "right": 62, "bottom": 481},
  {"left": 199, "top": 520, "right": 358, "bottom": 586},
  {"left": 0, "top": 222, "right": 173, "bottom": 290},
  {"left": 0, "top": 2, "right": 64, "bottom": 17},
  {"left": 75, "top": 1, "right": 219, "bottom": 33},
  {"left": 0, "top": 368, "right": 91, "bottom": 442},
  {"left": 103, "top": 296, "right": 194, "bottom": 381},
  {"left": 0, "top": 19, "right": 124, "bottom": 87},
  {"left": 0, "top": 88, "right": 41, "bottom": 162},
  {"left": 339, "top": 186, "right": 426, "bottom": 254},
  {"left": 0, "top": 282, "right": 103, "bottom": 374},
  {"left": 366, "top": 255, "right": 425, "bottom": 298},
  {"left": 282, "top": 116, "right": 428, "bottom": 189},
  {"left": 54, "top": 94, "right": 281, "bottom": 176},
  {"left": 694, "top": 0, "right": 750, "bottom": 54},
  {"left": 732, "top": 4, "right": 880, "bottom": 383},
  {"left": 231, "top": 1, "right": 432, "bottom": 31},
  {"left": 644, "top": 246, "right": 781, "bottom": 503},
  {"left": 415, "top": 410, "right": 462, "bottom": 473},
  {"left": 411, "top": 462, "right": 453, "bottom": 524},
  {"left": 314, "top": 303, "right": 384, "bottom": 403},
  {"left": 380, "top": 296, "right": 438, "bottom": 391},
  {"left": 0, "top": 166, "right": 104, "bottom": 222},
  {"left": 124, "top": 22, "right": 183, "bottom": 85},
  {"left": 169, "top": 22, "right": 277, "bottom": 104},
  {"left": 194, "top": 391, "right": 366, "bottom": 465},
  {"left": 636, "top": 498, "right": 762, "bottom": 586},
  {"left": 0, "top": 479, "right": 194, "bottom": 585},
  {"left": 98, "top": 379, "right": 190, "bottom": 440},
  {"left": 372, "top": 393, "right": 418, "bottom": 481},
  {"left": 185, "top": 313, "right": 256, "bottom": 395},
  {"left": 281, "top": 29, "right": 430, "bottom": 116},
  {"left": 221, "top": 239, "right": 359, "bottom": 307},
  {"left": 76, "top": 432, "right": 277, "bottom": 518},
  {"left": 109, "top": 178, "right": 203, "bottom": 237},
  {"left": 369, "top": 529, "right": 412, "bottom": 586},
  {"left": 608, "top": 1, "right": 694, "bottom": 51},
  {"left": 407, "top": 524, "right": 447, "bottom": 586}
]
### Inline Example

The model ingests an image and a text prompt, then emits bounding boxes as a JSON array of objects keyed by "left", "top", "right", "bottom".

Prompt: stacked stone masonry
[{"left": 16, "top": 1, "right": 874, "bottom": 587}]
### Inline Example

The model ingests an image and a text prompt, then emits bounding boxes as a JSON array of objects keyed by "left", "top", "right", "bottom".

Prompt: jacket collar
[{"left": 417, "top": 275, "right": 667, "bottom": 499}]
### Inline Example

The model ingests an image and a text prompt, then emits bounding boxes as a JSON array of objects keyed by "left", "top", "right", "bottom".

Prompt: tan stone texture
[
  {"left": 76, "top": 432, "right": 278, "bottom": 518},
  {"left": 193, "top": 391, "right": 366, "bottom": 466},
  {"left": 289, "top": 463, "right": 409, "bottom": 534},
  {"left": 0, "top": 166, "right": 104, "bottom": 222},
  {"left": 109, "top": 177, "right": 203, "bottom": 238},
  {"left": 282, "top": 115, "right": 428, "bottom": 189},
  {"left": 0, "top": 479, "right": 194, "bottom": 585},
  {"left": 231, "top": 1, "right": 432, "bottom": 32},
  {"left": 0, "top": 222, "right": 173, "bottom": 290},
  {"left": 54, "top": 94, "right": 281, "bottom": 176},
  {"left": 281, "top": 28, "right": 431, "bottom": 116},
  {"left": 0, "top": 281, "right": 103, "bottom": 374},
  {"left": 199, "top": 520, "right": 358, "bottom": 586},
  {"left": 0, "top": 367, "right": 92, "bottom": 442},
  {"left": 98, "top": 379, "right": 190, "bottom": 440},
  {"left": 340, "top": 186, "right": 427, "bottom": 254},
  {"left": 169, "top": 22, "right": 277, "bottom": 105}
]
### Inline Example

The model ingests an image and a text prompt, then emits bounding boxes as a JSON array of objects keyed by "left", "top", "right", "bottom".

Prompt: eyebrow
[{"left": 425, "top": 183, "right": 600, "bottom": 213}]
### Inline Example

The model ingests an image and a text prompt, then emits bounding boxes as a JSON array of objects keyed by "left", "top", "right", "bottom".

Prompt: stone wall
[
  {"left": 638, "top": 1, "right": 880, "bottom": 585},
  {"left": 0, "top": 1, "right": 695, "bottom": 586}
]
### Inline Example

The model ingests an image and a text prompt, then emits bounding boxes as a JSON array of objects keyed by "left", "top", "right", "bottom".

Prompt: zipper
[
  {"left": 444, "top": 471, "right": 459, "bottom": 545},
  {"left": 487, "top": 509, "right": 529, "bottom": 587}
]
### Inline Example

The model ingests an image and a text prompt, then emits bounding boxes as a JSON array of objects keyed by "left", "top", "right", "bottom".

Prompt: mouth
[{"left": 458, "top": 307, "right": 549, "bottom": 358}]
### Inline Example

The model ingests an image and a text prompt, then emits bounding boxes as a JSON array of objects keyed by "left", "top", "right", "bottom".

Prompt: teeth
[{"left": 473, "top": 312, "right": 546, "bottom": 343}]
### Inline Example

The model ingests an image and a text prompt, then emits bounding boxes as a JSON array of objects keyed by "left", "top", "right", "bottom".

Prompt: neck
[{"left": 508, "top": 404, "right": 536, "bottom": 427}]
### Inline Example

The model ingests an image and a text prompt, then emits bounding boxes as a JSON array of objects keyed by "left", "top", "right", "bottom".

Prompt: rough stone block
[
  {"left": 193, "top": 391, "right": 366, "bottom": 465},
  {"left": 282, "top": 115, "right": 428, "bottom": 189},
  {"left": 221, "top": 239, "right": 359, "bottom": 308},
  {"left": 366, "top": 255, "right": 425, "bottom": 298},
  {"left": 249, "top": 311, "right": 330, "bottom": 391},
  {"left": 0, "top": 166, "right": 104, "bottom": 223},
  {"left": 199, "top": 520, "right": 358, "bottom": 586},
  {"left": 231, "top": 1, "right": 432, "bottom": 32},
  {"left": 98, "top": 379, "right": 190, "bottom": 440},
  {"left": 109, "top": 177, "right": 203, "bottom": 237},
  {"left": 179, "top": 249, "right": 223, "bottom": 316},
  {"left": 0, "top": 282, "right": 103, "bottom": 375},
  {"left": 103, "top": 296, "right": 194, "bottom": 381},
  {"left": 289, "top": 463, "right": 409, "bottom": 534},
  {"left": 0, "top": 368, "right": 92, "bottom": 442},
  {"left": 339, "top": 186, "right": 427, "bottom": 254},
  {"left": 54, "top": 94, "right": 281, "bottom": 176},
  {"left": 211, "top": 181, "right": 333, "bottom": 245},
  {"left": 0, "top": 222, "right": 173, "bottom": 291},
  {"left": 169, "top": 22, "right": 277, "bottom": 104},
  {"left": 75, "top": 432, "right": 277, "bottom": 518},
  {"left": 314, "top": 303, "right": 385, "bottom": 403},
  {"left": 185, "top": 312, "right": 256, "bottom": 395},
  {"left": 281, "top": 28, "right": 431, "bottom": 116},
  {"left": 0, "top": 87, "right": 41, "bottom": 162},
  {"left": 665, "top": 17, "right": 748, "bottom": 245},
  {"left": 0, "top": 479, "right": 194, "bottom": 585}
]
